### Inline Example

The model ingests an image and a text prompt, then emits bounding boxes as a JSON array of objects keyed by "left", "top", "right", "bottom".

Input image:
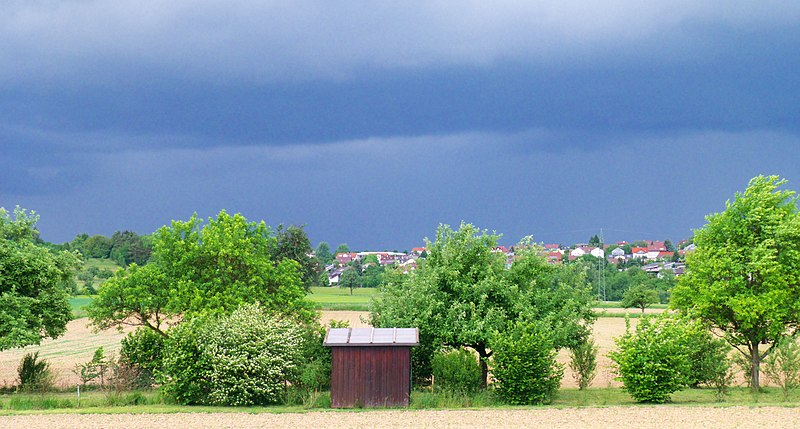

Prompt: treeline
[{"left": 46, "top": 231, "right": 154, "bottom": 267}]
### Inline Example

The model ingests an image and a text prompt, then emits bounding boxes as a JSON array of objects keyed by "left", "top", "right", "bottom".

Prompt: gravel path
[{"left": 1, "top": 407, "right": 798, "bottom": 428}]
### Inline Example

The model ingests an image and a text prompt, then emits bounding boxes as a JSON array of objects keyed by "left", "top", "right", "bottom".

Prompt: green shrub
[
  {"left": 159, "top": 318, "right": 212, "bottom": 405},
  {"left": 120, "top": 328, "right": 166, "bottom": 388},
  {"left": 569, "top": 337, "right": 598, "bottom": 390},
  {"left": 609, "top": 316, "right": 693, "bottom": 403},
  {"left": 491, "top": 322, "right": 563, "bottom": 405},
  {"left": 160, "top": 304, "right": 306, "bottom": 406},
  {"left": 432, "top": 348, "right": 482, "bottom": 394},
  {"left": 684, "top": 324, "right": 732, "bottom": 390},
  {"left": 17, "top": 352, "right": 54, "bottom": 392},
  {"left": 75, "top": 347, "right": 113, "bottom": 387},
  {"left": 293, "top": 325, "right": 330, "bottom": 391},
  {"left": 763, "top": 335, "right": 800, "bottom": 400}
]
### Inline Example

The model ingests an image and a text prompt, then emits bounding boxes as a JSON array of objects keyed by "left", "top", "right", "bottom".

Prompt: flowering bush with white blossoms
[{"left": 161, "top": 303, "right": 307, "bottom": 406}]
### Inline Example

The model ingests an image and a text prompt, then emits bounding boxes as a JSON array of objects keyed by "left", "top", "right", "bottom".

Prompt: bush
[
  {"left": 684, "top": 324, "right": 732, "bottom": 389},
  {"left": 159, "top": 318, "right": 210, "bottom": 405},
  {"left": 569, "top": 337, "right": 598, "bottom": 390},
  {"left": 160, "top": 304, "right": 306, "bottom": 406},
  {"left": 432, "top": 348, "right": 482, "bottom": 394},
  {"left": 491, "top": 322, "right": 563, "bottom": 405},
  {"left": 609, "top": 316, "right": 695, "bottom": 403},
  {"left": 17, "top": 352, "right": 54, "bottom": 392},
  {"left": 120, "top": 328, "right": 166, "bottom": 388},
  {"left": 763, "top": 335, "right": 800, "bottom": 400}
]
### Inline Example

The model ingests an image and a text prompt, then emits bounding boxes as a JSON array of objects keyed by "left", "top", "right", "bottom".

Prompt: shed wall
[{"left": 330, "top": 346, "right": 411, "bottom": 408}]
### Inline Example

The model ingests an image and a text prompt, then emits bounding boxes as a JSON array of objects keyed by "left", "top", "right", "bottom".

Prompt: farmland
[
  {"left": 0, "top": 311, "right": 707, "bottom": 390},
  {"left": 0, "top": 293, "right": 671, "bottom": 389},
  {"left": 1, "top": 311, "right": 798, "bottom": 428}
]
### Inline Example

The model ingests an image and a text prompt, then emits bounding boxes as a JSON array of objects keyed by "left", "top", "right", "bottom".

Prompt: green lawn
[
  {"left": 69, "top": 295, "right": 95, "bottom": 319},
  {"left": 307, "top": 287, "right": 377, "bottom": 311},
  {"left": 595, "top": 301, "right": 668, "bottom": 309},
  {"left": 82, "top": 258, "right": 122, "bottom": 272},
  {"left": 67, "top": 287, "right": 672, "bottom": 315}
]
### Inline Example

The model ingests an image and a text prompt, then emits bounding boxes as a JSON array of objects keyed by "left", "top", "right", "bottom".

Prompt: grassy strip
[
  {"left": 70, "top": 289, "right": 679, "bottom": 314},
  {"left": 3, "top": 387, "right": 800, "bottom": 415},
  {"left": 594, "top": 302, "right": 668, "bottom": 309}
]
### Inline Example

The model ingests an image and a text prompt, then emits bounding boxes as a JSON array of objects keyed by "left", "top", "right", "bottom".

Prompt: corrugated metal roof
[{"left": 324, "top": 327, "right": 419, "bottom": 346}]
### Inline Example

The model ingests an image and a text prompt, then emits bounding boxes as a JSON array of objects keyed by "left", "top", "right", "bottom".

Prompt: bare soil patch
[{"left": 2, "top": 407, "right": 798, "bottom": 429}]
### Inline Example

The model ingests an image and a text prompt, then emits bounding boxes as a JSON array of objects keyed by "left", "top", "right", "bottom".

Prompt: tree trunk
[
  {"left": 751, "top": 342, "right": 761, "bottom": 391},
  {"left": 475, "top": 345, "right": 490, "bottom": 389}
]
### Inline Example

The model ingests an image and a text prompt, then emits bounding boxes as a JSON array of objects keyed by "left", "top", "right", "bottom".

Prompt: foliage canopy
[
  {"left": 0, "top": 207, "right": 80, "bottom": 350},
  {"left": 671, "top": 175, "right": 800, "bottom": 389},
  {"left": 88, "top": 210, "right": 316, "bottom": 336},
  {"left": 370, "top": 222, "right": 594, "bottom": 386}
]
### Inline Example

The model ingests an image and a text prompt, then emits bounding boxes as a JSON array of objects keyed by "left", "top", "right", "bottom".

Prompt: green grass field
[
  {"left": 69, "top": 295, "right": 94, "bottom": 319},
  {"left": 82, "top": 258, "right": 122, "bottom": 271},
  {"left": 69, "top": 287, "right": 673, "bottom": 314},
  {"left": 595, "top": 301, "right": 668, "bottom": 309},
  {"left": 307, "top": 287, "right": 377, "bottom": 311}
]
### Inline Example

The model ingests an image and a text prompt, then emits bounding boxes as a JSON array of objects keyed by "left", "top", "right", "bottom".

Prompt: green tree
[
  {"left": 81, "top": 235, "right": 113, "bottom": 259},
  {"left": 334, "top": 243, "right": 350, "bottom": 256},
  {"left": 361, "top": 254, "right": 379, "bottom": 266},
  {"left": 274, "top": 225, "right": 322, "bottom": 290},
  {"left": 664, "top": 239, "right": 676, "bottom": 253},
  {"left": 671, "top": 175, "right": 800, "bottom": 390},
  {"left": 0, "top": 207, "right": 80, "bottom": 350},
  {"left": 360, "top": 263, "right": 385, "bottom": 288},
  {"left": 338, "top": 267, "right": 360, "bottom": 296},
  {"left": 88, "top": 211, "right": 316, "bottom": 336},
  {"left": 370, "top": 223, "right": 594, "bottom": 387},
  {"left": 588, "top": 234, "right": 601, "bottom": 247},
  {"left": 622, "top": 283, "right": 659, "bottom": 313},
  {"left": 315, "top": 241, "right": 333, "bottom": 265},
  {"left": 109, "top": 230, "right": 152, "bottom": 266}
]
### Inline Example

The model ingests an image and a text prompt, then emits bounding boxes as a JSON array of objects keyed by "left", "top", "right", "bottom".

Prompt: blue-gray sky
[{"left": 3, "top": 1, "right": 800, "bottom": 249}]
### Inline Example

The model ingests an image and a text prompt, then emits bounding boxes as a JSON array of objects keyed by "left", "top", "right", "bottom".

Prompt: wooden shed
[{"left": 324, "top": 327, "right": 419, "bottom": 408}]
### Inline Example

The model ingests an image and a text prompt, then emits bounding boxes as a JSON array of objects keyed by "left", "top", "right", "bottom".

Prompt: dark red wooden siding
[{"left": 330, "top": 346, "right": 411, "bottom": 408}]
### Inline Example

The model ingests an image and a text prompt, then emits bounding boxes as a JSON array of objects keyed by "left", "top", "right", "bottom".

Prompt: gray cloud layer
[{"left": 3, "top": 1, "right": 799, "bottom": 84}]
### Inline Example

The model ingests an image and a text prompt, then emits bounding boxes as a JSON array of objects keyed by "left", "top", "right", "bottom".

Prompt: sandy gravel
[{"left": 2, "top": 407, "right": 798, "bottom": 429}]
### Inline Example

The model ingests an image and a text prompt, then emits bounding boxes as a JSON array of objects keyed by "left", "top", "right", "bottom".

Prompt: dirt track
[{"left": 1, "top": 407, "right": 798, "bottom": 428}]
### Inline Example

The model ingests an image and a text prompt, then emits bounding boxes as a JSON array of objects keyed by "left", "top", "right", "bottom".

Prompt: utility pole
[{"left": 599, "top": 228, "right": 606, "bottom": 301}]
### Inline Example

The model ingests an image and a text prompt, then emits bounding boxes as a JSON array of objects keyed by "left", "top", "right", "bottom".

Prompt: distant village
[{"left": 325, "top": 239, "right": 694, "bottom": 286}]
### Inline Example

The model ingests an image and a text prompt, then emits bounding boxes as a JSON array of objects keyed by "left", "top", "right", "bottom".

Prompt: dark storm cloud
[
  {"left": 3, "top": 1, "right": 800, "bottom": 248},
  {"left": 3, "top": 1, "right": 798, "bottom": 85},
  {"left": 19, "top": 132, "right": 800, "bottom": 248}
]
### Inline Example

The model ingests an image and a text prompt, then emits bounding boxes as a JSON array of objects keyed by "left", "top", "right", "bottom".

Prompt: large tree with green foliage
[
  {"left": 274, "top": 224, "right": 322, "bottom": 290},
  {"left": 88, "top": 211, "right": 316, "bottom": 336},
  {"left": 315, "top": 242, "right": 333, "bottom": 266},
  {"left": 672, "top": 175, "right": 800, "bottom": 390},
  {"left": 0, "top": 207, "right": 80, "bottom": 350},
  {"left": 622, "top": 283, "right": 659, "bottom": 313},
  {"left": 370, "top": 222, "right": 594, "bottom": 387}
]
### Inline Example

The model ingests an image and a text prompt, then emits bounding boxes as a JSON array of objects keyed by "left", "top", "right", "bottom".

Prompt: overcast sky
[{"left": 3, "top": 1, "right": 800, "bottom": 249}]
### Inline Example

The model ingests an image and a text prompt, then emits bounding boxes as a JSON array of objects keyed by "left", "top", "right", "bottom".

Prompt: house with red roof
[{"left": 336, "top": 252, "right": 359, "bottom": 265}]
